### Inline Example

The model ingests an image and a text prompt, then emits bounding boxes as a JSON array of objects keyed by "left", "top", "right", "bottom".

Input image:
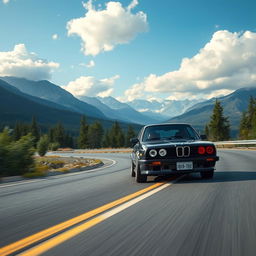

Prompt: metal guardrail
[{"left": 214, "top": 140, "right": 256, "bottom": 145}]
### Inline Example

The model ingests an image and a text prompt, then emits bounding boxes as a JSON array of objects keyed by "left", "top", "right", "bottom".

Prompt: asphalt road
[{"left": 1, "top": 149, "right": 256, "bottom": 256}]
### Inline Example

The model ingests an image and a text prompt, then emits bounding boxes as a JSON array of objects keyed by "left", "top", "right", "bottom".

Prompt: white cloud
[
  {"left": 63, "top": 74, "right": 120, "bottom": 97},
  {"left": 122, "top": 82, "right": 145, "bottom": 101},
  {"left": 86, "top": 60, "right": 95, "bottom": 68},
  {"left": 123, "top": 30, "right": 256, "bottom": 100},
  {"left": 2, "top": 0, "right": 10, "bottom": 4},
  {"left": 166, "top": 89, "right": 234, "bottom": 101},
  {"left": 79, "top": 60, "right": 95, "bottom": 68},
  {"left": 52, "top": 34, "right": 58, "bottom": 40},
  {"left": 127, "top": 0, "right": 138, "bottom": 11},
  {"left": 67, "top": 0, "right": 148, "bottom": 56},
  {"left": 0, "top": 44, "right": 59, "bottom": 80}
]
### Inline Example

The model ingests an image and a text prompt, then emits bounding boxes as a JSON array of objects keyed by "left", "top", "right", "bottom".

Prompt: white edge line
[
  {"left": 19, "top": 180, "right": 178, "bottom": 255},
  {"left": 103, "top": 183, "right": 171, "bottom": 219},
  {"left": 0, "top": 158, "right": 116, "bottom": 189}
]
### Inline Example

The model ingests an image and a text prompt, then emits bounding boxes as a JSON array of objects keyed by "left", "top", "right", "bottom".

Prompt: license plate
[{"left": 176, "top": 162, "right": 193, "bottom": 170}]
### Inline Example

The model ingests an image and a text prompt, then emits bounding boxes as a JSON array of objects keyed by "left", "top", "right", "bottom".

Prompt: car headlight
[
  {"left": 149, "top": 149, "right": 157, "bottom": 157},
  {"left": 159, "top": 148, "right": 167, "bottom": 157},
  {"left": 136, "top": 150, "right": 145, "bottom": 159}
]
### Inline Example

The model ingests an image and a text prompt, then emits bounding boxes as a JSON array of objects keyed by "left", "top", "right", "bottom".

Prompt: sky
[{"left": 0, "top": 0, "right": 256, "bottom": 102}]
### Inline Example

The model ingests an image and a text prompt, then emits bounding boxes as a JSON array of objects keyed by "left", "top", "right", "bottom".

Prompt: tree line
[
  {"left": 205, "top": 96, "right": 256, "bottom": 141},
  {"left": 78, "top": 117, "right": 136, "bottom": 149},
  {"left": 6, "top": 116, "right": 137, "bottom": 149},
  {"left": 1, "top": 97, "right": 255, "bottom": 177},
  {"left": 239, "top": 97, "right": 256, "bottom": 139},
  {"left": 0, "top": 117, "right": 137, "bottom": 176}
]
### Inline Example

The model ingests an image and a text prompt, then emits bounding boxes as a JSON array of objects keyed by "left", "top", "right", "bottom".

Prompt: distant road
[{"left": 1, "top": 150, "right": 256, "bottom": 256}]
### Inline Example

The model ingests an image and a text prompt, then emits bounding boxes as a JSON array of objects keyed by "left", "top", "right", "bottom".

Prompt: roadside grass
[
  {"left": 75, "top": 148, "right": 132, "bottom": 154},
  {"left": 22, "top": 156, "right": 102, "bottom": 178},
  {"left": 55, "top": 167, "right": 69, "bottom": 173},
  {"left": 23, "top": 170, "right": 47, "bottom": 178}
]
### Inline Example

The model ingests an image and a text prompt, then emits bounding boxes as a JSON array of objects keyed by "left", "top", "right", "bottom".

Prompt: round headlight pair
[
  {"left": 149, "top": 149, "right": 157, "bottom": 157},
  {"left": 159, "top": 149, "right": 167, "bottom": 156},
  {"left": 149, "top": 148, "right": 167, "bottom": 157}
]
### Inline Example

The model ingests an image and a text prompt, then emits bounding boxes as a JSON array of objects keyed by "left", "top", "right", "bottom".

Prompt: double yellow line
[{"left": 0, "top": 182, "right": 167, "bottom": 256}]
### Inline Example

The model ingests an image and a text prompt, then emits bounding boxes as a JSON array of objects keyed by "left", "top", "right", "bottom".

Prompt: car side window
[
  {"left": 187, "top": 126, "right": 199, "bottom": 139},
  {"left": 137, "top": 128, "right": 143, "bottom": 140}
]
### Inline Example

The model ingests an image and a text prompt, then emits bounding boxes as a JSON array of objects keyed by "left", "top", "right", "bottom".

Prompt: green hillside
[
  {"left": 1, "top": 76, "right": 106, "bottom": 119},
  {"left": 169, "top": 87, "right": 256, "bottom": 136},
  {"left": 0, "top": 80, "right": 141, "bottom": 134}
]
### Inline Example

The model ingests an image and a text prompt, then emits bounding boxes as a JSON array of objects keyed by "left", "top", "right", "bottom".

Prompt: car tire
[
  {"left": 135, "top": 162, "right": 147, "bottom": 183},
  {"left": 200, "top": 170, "right": 214, "bottom": 179},
  {"left": 131, "top": 161, "right": 136, "bottom": 177}
]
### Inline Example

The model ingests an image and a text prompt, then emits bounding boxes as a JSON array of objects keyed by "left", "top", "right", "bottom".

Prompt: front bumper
[{"left": 138, "top": 156, "right": 219, "bottom": 176}]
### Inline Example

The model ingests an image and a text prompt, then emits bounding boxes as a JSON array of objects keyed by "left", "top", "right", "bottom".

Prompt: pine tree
[
  {"left": 48, "top": 123, "right": 74, "bottom": 148},
  {"left": 248, "top": 96, "right": 256, "bottom": 130},
  {"left": 13, "top": 122, "right": 30, "bottom": 141},
  {"left": 251, "top": 111, "right": 256, "bottom": 138},
  {"left": 0, "top": 129, "right": 10, "bottom": 175},
  {"left": 78, "top": 116, "right": 89, "bottom": 149},
  {"left": 30, "top": 116, "right": 40, "bottom": 146},
  {"left": 37, "top": 135, "right": 49, "bottom": 157},
  {"left": 87, "top": 122, "right": 104, "bottom": 148},
  {"left": 64, "top": 133, "right": 74, "bottom": 148},
  {"left": 109, "top": 122, "right": 118, "bottom": 148},
  {"left": 239, "top": 112, "right": 249, "bottom": 139},
  {"left": 239, "top": 96, "right": 256, "bottom": 139},
  {"left": 1, "top": 131, "right": 35, "bottom": 176},
  {"left": 117, "top": 130, "right": 125, "bottom": 148},
  {"left": 48, "top": 123, "right": 65, "bottom": 147},
  {"left": 204, "top": 124, "right": 209, "bottom": 139},
  {"left": 0, "top": 128, "right": 12, "bottom": 149},
  {"left": 49, "top": 127, "right": 55, "bottom": 143},
  {"left": 109, "top": 121, "right": 123, "bottom": 148},
  {"left": 102, "top": 129, "right": 111, "bottom": 148},
  {"left": 247, "top": 97, "right": 256, "bottom": 138},
  {"left": 13, "top": 122, "right": 23, "bottom": 141},
  {"left": 208, "top": 100, "right": 230, "bottom": 141},
  {"left": 54, "top": 123, "right": 65, "bottom": 147},
  {"left": 109, "top": 122, "right": 125, "bottom": 148}
]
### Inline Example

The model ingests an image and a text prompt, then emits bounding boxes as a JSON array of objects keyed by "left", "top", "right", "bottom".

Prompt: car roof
[{"left": 143, "top": 123, "right": 191, "bottom": 129}]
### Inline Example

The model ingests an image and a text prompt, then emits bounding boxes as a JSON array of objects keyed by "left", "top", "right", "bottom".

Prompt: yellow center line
[
  {"left": 19, "top": 182, "right": 172, "bottom": 256},
  {"left": 0, "top": 182, "right": 165, "bottom": 256},
  {"left": 19, "top": 216, "right": 105, "bottom": 256}
]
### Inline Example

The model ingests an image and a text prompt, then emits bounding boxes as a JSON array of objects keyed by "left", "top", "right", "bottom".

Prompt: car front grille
[{"left": 146, "top": 146, "right": 202, "bottom": 159}]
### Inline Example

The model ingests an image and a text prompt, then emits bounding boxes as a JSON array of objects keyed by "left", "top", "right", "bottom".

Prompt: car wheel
[
  {"left": 131, "top": 161, "right": 136, "bottom": 177},
  {"left": 135, "top": 162, "right": 147, "bottom": 183},
  {"left": 200, "top": 170, "right": 214, "bottom": 179}
]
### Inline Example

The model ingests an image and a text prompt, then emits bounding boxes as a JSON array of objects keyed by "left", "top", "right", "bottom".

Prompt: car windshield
[{"left": 142, "top": 124, "right": 200, "bottom": 142}]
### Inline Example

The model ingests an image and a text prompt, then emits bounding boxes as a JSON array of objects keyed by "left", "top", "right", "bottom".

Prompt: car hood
[{"left": 141, "top": 140, "right": 214, "bottom": 148}]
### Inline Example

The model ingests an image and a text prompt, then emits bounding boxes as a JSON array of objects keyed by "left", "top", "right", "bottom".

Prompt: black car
[{"left": 130, "top": 123, "right": 219, "bottom": 183}]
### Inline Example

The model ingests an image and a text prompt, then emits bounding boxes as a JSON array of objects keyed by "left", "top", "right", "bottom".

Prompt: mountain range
[
  {"left": 125, "top": 98, "right": 202, "bottom": 121},
  {"left": 80, "top": 95, "right": 201, "bottom": 124},
  {"left": 1, "top": 76, "right": 256, "bottom": 137},
  {"left": 1, "top": 77, "right": 161, "bottom": 125},
  {"left": 0, "top": 78, "right": 140, "bottom": 133},
  {"left": 0, "top": 79, "right": 86, "bottom": 132},
  {"left": 79, "top": 96, "right": 157, "bottom": 124},
  {"left": 169, "top": 87, "right": 256, "bottom": 135},
  {"left": 1, "top": 76, "right": 105, "bottom": 119},
  {"left": 0, "top": 77, "right": 201, "bottom": 125}
]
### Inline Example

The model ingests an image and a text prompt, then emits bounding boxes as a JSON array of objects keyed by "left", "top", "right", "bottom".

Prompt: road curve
[{"left": 0, "top": 149, "right": 256, "bottom": 256}]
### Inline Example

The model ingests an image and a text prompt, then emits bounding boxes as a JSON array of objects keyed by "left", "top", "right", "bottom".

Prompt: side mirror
[
  {"left": 130, "top": 138, "right": 139, "bottom": 147},
  {"left": 200, "top": 134, "right": 207, "bottom": 140}
]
